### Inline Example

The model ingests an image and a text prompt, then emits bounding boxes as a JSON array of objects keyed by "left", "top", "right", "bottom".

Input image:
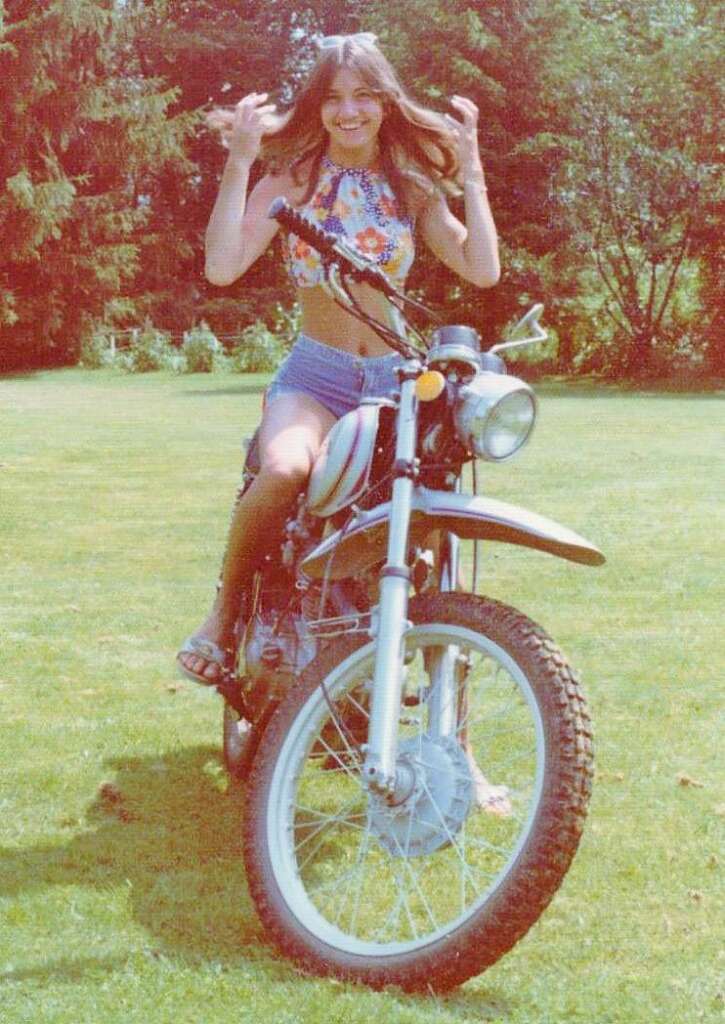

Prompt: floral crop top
[{"left": 284, "top": 155, "right": 415, "bottom": 289}]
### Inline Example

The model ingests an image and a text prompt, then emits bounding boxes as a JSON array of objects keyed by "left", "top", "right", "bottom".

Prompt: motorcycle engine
[{"left": 242, "top": 609, "right": 317, "bottom": 722}]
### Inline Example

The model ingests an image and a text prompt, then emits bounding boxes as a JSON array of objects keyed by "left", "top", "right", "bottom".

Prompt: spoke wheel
[{"left": 243, "top": 594, "right": 593, "bottom": 991}]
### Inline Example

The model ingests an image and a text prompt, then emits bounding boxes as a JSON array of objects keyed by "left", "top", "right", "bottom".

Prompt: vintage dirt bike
[{"left": 214, "top": 198, "right": 605, "bottom": 992}]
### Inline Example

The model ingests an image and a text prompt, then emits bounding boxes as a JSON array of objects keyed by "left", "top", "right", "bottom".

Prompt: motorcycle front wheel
[{"left": 243, "top": 593, "right": 593, "bottom": 991}]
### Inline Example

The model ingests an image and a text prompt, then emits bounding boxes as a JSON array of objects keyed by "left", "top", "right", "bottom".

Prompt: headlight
[{"left": 454, "top": 373, "right": 536, "bottom": 461}]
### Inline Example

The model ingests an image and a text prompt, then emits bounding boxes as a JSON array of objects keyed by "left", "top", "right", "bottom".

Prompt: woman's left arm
[{"left": 419, "top": 95, "right": 500, "bottom": 288}]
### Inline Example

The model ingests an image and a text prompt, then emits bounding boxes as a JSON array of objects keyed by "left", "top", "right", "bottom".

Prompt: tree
[
  {"left": 547, "top": 0, "right": 724, "bottom": 376},
  {"left": 0, "top": 0, "right": 194, "bottom": 370},
  {"left": 3, "top": 1, "right": 719, "bottom": 378},
  {"left": 121, "top": 0, "right": 371, "bottom": 336},
  {"left": 362, "top": 0, "right": 583, "bottom": 356}
]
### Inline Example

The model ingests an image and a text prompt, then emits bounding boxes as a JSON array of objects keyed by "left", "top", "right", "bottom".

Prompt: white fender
[{"left": 300, "top": 486, "right": 605, "bottom": 580}]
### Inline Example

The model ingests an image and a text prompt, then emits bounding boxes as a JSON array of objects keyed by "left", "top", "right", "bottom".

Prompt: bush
[
  {"left": 122, "top": 321, "right": 181, "bottom": 373},
  {"left": 183, "top": 322, "right": 227, "bottom": 373},
  {"left": 228, "top": 320, "right": 289, "bottom": 372},
  {"left": 79, "top": 326, "right": 117, "bottom": 369},
  {"left": 273, "top": 301, "right": 301, "bottom": 345}
]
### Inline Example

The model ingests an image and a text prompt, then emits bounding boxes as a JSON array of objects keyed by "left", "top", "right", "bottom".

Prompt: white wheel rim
[{"left": 265, "top": 623, "right": 546, "bottom": 957}]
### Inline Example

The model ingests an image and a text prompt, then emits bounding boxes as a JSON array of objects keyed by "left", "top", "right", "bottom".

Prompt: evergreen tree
[{"left": 0, "top": 0, "right": 193, "bottom": 370}]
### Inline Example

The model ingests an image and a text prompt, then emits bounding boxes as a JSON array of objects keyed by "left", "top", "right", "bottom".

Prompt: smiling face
[{"left": 320, "top": 67, "right": 385, "bottom": 166}]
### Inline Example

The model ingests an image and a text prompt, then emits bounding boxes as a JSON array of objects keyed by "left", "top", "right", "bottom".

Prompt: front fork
[
  {"left": 362, "top": 371, "right": 461, "bottom": 798},
  {"left": 426, "top": 531, "right": 461, "bottom": 740}
]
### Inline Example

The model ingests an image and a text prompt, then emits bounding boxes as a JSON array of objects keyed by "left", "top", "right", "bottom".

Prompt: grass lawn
[{"left": 1, "top": 367, "right": 723, "bottom": 1024}]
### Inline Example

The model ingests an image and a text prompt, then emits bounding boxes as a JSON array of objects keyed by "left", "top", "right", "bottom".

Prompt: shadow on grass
[
  {"left": 0, "top": 955, "right": 128, "bottom": 986},
  {"left": 0, "top": 747, "right": 262, "bottom": 955},
  {"left": 0, "top": 370, "right": 43, "bottom": 382},
  {"left": 179, "top": 383, "right": 268, "bottom": 398},
  {"left": 177, "top": 376, "right": 725, "bottom": 401},
  {"left": 533, "top": 379, "right": 725, "bottom": 400},
  {"left": 0, "top": 745, "right": 515, "bottom": 1014}
]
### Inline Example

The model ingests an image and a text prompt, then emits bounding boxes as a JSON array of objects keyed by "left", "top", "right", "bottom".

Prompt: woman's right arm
[{"left": 204, "top": 93, "right": 285, "bottom": 287}]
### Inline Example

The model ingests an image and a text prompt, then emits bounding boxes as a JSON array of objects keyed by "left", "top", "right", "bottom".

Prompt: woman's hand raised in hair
[
  {"left": 206, "top": 93, "right": 279, "bottom": 164},
  {"left": 444, "top": 95, "right": 486, "bottom": 186}
]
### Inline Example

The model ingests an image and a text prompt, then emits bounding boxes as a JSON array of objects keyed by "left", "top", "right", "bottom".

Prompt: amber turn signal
[{"left": 415, "top": 370, "right": 446, "bottom": 401}]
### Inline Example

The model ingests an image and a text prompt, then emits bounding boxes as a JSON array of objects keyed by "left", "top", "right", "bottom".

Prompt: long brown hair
[{"left": 263, "top": 38, "right": 461, "bottom": 216}]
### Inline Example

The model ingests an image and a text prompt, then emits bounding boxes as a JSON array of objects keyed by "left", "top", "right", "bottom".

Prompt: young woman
[{"left": 177, "top": 33, "right": 500, "bottom": 688}]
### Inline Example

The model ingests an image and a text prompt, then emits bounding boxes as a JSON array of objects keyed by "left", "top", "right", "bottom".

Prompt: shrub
[
  {"left": 79, "top": 326, "right": 117, "bottom": 369},
  {"left": 229, "top": 320, "right": 288, "bottom": 372},
  {"left": 123, "top": 321, "right": 180, "bottom": 373},
  {"left": 183, "top": 322, "right": 226, "bottom": 373},
  {"left": 273, "top": 301, "right": 301, "bottom": 345}
]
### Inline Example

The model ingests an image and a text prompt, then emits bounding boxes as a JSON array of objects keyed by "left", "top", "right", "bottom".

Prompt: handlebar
[
  {"left": 270, "top": 196, "right": 545, "bottom": 362},
  {"left": 268, "top": 197, "right": 398, "bottom": 299}
]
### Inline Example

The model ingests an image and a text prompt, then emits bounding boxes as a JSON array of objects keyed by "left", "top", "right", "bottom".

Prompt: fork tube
[
  {"left": 439, "top": 528, "right": 460, "bottom": 593},
  {"left": 362, "top": 368, "right": 419, "bottom": 797},
  {"left": 427, "top": 529, "right": 460, "bottom": 739},
  {"left": 427, "top": 474, "right": 462, "bottom": 739}
]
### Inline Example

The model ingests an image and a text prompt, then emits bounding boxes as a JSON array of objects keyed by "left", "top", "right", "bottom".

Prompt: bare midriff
[{"left": 297, "top": 282, "right": 399, "bottom": 357}]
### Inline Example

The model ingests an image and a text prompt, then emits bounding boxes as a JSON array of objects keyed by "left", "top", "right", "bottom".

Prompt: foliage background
[{"left": 0, "top": 0, "right": 722, "bottom": 377}]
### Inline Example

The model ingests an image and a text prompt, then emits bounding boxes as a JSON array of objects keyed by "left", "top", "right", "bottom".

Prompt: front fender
[{"left": 300, "top": 486, "right": 605, "bottom": 581}]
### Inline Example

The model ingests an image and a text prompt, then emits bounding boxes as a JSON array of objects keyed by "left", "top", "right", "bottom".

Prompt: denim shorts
[{"left": 265, "top": 333, "right": 402, "bottom": 419}]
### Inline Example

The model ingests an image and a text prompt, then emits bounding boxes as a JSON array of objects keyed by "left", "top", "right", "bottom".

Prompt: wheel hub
[{"left": 369, "top": 735, "right": 473, "bottom": 857}]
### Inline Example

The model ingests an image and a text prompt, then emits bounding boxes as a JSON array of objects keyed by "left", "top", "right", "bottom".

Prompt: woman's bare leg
[{"left": 178, "top": 392, "right": 336, "bottom": 682}]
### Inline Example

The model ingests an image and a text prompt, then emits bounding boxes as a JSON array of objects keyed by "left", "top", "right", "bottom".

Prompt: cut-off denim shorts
[{"left": 265, "top": 333, "right": 402, "bottom": 420}]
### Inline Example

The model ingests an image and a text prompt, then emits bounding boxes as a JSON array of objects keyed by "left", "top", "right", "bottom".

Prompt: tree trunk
[{"left": 626, "top": 329, "right": 654, "bottom": 378}]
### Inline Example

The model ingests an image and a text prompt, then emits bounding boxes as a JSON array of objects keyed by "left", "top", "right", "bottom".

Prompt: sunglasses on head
[{"left": 318, "top": 32, "right": 378, "bottom": 50}]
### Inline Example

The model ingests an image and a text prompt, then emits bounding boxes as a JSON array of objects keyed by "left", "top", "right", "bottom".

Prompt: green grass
[{"left": 1, "top": 368, "right": 723, "bottom": 1024}]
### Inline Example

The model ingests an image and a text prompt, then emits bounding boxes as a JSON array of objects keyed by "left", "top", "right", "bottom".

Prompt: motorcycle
[{"left": 213, "top": 197, "right": 605, "bottom": 992}]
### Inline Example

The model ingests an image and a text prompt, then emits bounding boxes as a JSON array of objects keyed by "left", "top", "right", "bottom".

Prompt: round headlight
[{"left": 454, "top": 373, "right": 536, "bottom": 461}]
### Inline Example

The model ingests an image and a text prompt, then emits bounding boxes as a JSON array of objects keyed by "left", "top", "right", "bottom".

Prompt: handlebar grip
[
  {"left": 268, "top": 196, "right": 397, "bottom": 299},
  {"left": 268, "top": 197, "right": 337, "bottom": 255}
]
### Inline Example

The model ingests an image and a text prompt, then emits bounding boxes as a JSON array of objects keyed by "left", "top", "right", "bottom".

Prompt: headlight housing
[{"left": 453, "top": 372, "right": 536, "bottom": 461}]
